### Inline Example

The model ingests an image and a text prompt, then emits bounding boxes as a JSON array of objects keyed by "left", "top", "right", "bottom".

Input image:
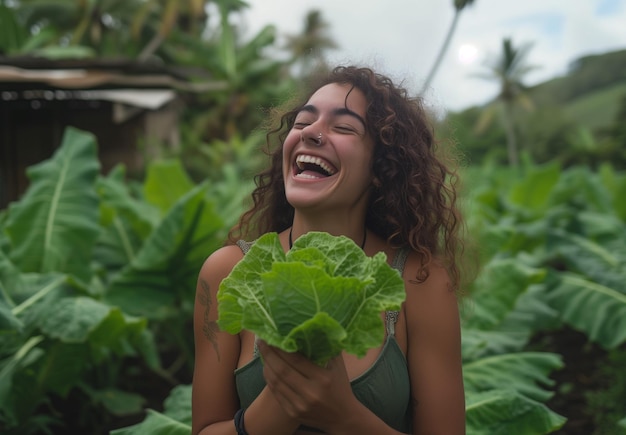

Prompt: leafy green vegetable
[{"left": 217, "top": 232, "right": 406, "bottom": 365}]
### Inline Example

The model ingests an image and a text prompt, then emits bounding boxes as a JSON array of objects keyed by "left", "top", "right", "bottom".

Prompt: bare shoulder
[
  {"left": 197, "top": 244, "right": 245, "bottom": 290},
  {"left": 403, "top": 253, "right": 456, "bottom": 301}
]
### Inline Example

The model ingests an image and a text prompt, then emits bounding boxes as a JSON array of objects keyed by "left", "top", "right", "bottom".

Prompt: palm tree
[
  {"left": 11, "top": 0, "right": 153, "bottom": 57},
  {"left": 284, "top": 9, "right": 338, "bottom": 77},
  {"left": 137, "top": 0, "right": 212, "bottom": 60},
  {"left": 419, "top": 0, "right": 476, "bottom": 95},
  {"left": 473, "top": 38, "right": 537, "bottom": 167}
]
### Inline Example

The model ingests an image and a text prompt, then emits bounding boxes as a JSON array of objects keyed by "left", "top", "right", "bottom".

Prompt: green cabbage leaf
[{"left": 217, "top": 232, "right": 406, "bottom": 365}]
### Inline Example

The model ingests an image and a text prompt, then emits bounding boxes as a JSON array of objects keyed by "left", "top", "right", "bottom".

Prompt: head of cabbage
[{"left": 217, "top": 231, "right": 406, "bottom": 366}]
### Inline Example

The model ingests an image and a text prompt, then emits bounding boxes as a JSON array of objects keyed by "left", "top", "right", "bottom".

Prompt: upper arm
[
  {"left": 192, "top": 245, "right": 243, "bottom": 435},
  {"left": 404, "top": 259, "right": 465, "bottom": 435}
]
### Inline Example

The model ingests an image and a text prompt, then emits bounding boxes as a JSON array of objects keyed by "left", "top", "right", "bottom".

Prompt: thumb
[{"left": 325, "top": 353, "right": 346, "bottom": 370}]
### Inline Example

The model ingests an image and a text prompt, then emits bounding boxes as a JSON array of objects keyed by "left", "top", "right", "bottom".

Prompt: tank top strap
[
  {"left": 236, "top": 239, "right": 253, "bottom": 254},
  {"left": 385, "top": 247, "right": 409, "bottom": 337}
]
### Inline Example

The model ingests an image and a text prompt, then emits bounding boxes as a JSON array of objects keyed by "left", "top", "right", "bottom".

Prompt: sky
[{"left": 237, "top": 0, "right": 626, "bottom": 113}]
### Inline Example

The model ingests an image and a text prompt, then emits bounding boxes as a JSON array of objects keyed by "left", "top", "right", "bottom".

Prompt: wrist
[
  {"left": 243, "top": 388, "right": 300, "bottom": 434},
  {"left": 234, "top": 408, "right": 249, "bottom": 435},
  {"left": 328, "top": 402, "right": 398, "bottom": 435}
]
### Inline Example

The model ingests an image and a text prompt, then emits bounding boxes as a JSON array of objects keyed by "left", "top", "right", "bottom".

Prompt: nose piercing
[{"left": 315, "top": 132, "right": 323, "bottom": 146}]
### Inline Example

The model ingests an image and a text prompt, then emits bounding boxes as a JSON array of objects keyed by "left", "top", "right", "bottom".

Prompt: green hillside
[
  {"left": 563, "top": 82, "right": 626, "bottom": 130},
  {"left": 442, "top": 48, "right": 626, "bottom": 167},
  {"left": 528, "top": 49, "right": 626, "bottom": 130}
]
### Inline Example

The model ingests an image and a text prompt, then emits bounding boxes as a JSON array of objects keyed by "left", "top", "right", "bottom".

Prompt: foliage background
[{"left": 1, "top": 1, "right": 626, "bottom": 434}]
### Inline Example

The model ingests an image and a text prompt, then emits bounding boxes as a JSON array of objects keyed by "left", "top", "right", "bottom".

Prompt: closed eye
[{"left": 335, "top": 125, "right": 357, "bottom": 133}]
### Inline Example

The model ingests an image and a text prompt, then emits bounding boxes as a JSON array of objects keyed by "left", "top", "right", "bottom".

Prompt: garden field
[{"left": 1, "top": 128, "right": 625, "bottom": 434}]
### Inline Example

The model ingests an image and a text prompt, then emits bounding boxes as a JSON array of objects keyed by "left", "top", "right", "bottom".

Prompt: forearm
[
  {"left": 244, "top": 388, "right": 301, "bottom": 434},
  {"left": 197, "top": 387, "right": 300, "bottom": 435},
  {"left": 326, "top": 400, "right": 407, "bottom": 435}
]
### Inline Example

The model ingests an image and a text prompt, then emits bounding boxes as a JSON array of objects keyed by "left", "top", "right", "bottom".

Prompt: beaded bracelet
[{"left": 234, "top": 408, "right": 249, "bottom": 435}]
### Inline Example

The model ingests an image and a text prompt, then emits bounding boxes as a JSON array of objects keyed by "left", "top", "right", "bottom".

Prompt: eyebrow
[{"left": 298, "top": 104, "right": 367, "bottom": 129}]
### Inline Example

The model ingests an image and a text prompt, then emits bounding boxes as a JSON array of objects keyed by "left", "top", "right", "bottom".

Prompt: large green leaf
[
  {"left": 0, "top": 5, "right": 27, "bottom": 53},
  {"left": 0, "top": 251, "right": 23, "bottom": 333},
  {"left": 549, "top": 166, "right": 614, "bottom": 215},
  {"left": 574, "top": 211, "right": 626, "bottom": 239},
  {"left": 466, "top": 389, "right": 566, "bottom": 435},
  {"left": 37, "top": 296, "right": 117, "bottom": 343},
  {"left": 88, "top": 387, "right": 146, "bottom": 417},
  {"left": 0, "top": 336, "right": 45, "bottom": 424},
  {"left": 0, "top": 250, "right": 22, "bottom": 307},
  {"left": 463, "top": 352, "right": 563, "bottom": 402},
  {"left": 162, "top": 384, "right": 192, "bottom": 426},
  {"left": 0, "top": 298, "right": 21, "bottom": 334},
  {"left": 545, "top": 271, "right": 626, "bottom": 349},
  {"left": 98, "top": 165, "right": 160, "bottom": 235},
  {"left": 33, "top": 342, "right": 88, "bottom": 397},
  {"left": 143, "top": 159, "right": 195, "bottom": 215},
  {"left": 546, "top": 229, "right": 626, "bottom": 290},
  {"left": 110, "top": 409, "right": 191, "bottom": 435},
  {"left": 29, "top": 294, "right": 155, "bottom": 391},
  {"left": 207, "top": 163, "right": 255, "bottom": 232},
  {"left": 95, "top": 165, "right": 160, "bottom": 274},
  {"left": 599, "top": 163, "right": 626, "bottom": 220},
  {"left": 110, "top": 384, "right": 191, "bottom": 434},
  {"left": 461, "top": 329, "right": 529, "bottom": 361},
  {"left": 11, "top": 273, "right": 67, "bottom": 324},
  {"left": 464, "top": 258, "right": 546, "bottom": 330},
  {"left": 105, "top": 183, "right": 223, "bottom": 319},
  {"left": 5, "top": 127, "right": 101, "bottom": 282},
  {"left": 498, "top": 284, "right": 561, "bottom": 336},
  {"left": 507, "top": 162, "right": 560, "bottom": 214}
]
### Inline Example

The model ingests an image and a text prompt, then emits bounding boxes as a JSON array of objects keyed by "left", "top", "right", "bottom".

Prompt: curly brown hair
[{"left": 229, "top": 66, "right": 465, "bottom": 291}]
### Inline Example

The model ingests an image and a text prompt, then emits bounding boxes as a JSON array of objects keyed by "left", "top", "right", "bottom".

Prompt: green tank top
[{"left": 233, "top": 241, "right": 412, "bottom": 433}]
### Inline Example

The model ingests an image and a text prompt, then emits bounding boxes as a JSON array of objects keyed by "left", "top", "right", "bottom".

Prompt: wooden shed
[{"left": 0, "top": 57, "right": 218, "bottom": 209}]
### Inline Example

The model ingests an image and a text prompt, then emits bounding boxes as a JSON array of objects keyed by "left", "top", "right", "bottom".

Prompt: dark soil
[{"left": 531, "top": 327, "right": 622, "bottom": 435}]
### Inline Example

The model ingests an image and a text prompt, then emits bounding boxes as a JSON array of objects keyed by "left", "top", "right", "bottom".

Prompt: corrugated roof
[{"left": 0, "top": 56, "right": 226, "bottom": 92}]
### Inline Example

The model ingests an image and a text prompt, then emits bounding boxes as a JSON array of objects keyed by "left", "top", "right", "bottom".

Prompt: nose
[{"left": 301, "top": 128, "right": 324, "bottom": 147}]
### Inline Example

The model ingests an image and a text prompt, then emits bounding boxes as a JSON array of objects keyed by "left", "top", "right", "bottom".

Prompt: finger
[
  {"left": 258, "top": 341, "right": 313, "bottom": 377},
  {"left": 258, "top": 343, "right": 306, "bottom": 389},
  {"left": 260, "top": 351, "right": 308, "bottom": 415},
  {"left": 325, "top": 353, "right": 346, "bottom": 372}
]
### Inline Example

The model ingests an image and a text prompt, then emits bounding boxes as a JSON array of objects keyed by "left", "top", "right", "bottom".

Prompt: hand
[{"left": 257, "top": 340, "right": 357, "bottom": 432}]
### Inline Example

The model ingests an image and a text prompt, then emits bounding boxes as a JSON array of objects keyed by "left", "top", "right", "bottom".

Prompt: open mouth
[{"left": 294, "top": 154, "right": 337, "bottom": 179}]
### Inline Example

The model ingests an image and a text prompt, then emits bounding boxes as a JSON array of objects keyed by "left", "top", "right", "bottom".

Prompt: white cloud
[{"left": 242, "top": 0, "right": 626, "bottom": 112}]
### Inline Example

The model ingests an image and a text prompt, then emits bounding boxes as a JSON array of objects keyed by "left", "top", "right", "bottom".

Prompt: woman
[{"left": 192, "top": 66, "right": 466, "bottom": 434}]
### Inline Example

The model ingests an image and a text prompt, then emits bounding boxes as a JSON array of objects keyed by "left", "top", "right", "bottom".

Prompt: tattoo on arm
[{"left": 199, "top": 279, "right": 221, "bottom": 361}]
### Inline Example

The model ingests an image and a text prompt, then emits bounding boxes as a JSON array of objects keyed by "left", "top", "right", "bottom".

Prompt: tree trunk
[
  {"left": 420, "top": 10, "right": 460, "bottom": 95},
  {"left": 502, "top": 103, "right": 518, "bottom": 167}
]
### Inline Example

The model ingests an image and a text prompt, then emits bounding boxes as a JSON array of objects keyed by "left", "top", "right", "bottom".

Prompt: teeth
[
  {"left": 295, "top": 154, "right": 336, "bottom": 175},
  {"left": 296, "top": 173, "right": 321, "bottom": 179}
]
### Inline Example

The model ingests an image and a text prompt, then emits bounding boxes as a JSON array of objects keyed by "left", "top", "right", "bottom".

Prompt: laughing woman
[{"left": 192, "top": 66, "right": 466, "bottom": 435}]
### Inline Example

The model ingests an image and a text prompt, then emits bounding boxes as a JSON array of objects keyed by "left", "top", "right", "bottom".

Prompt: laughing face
[{"left": 282, "top": 83, "right": 375, "bottom": 216}]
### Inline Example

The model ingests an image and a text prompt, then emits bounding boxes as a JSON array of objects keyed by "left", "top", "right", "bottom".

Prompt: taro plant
[
  {"left": 110, "top": 160, "right": 626, "bottom": 435},
  {"left": 0, "top": 127, "right": 233, "bottom": 434},
  {"left": 461, "top": 161, "right": 626, "bottom": 433},
  {"left": 4, "top": 127, "right": 625, "bottom": 434}
]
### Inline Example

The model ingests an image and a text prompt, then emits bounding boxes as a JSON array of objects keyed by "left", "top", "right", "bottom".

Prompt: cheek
[
  {"left": 282, "top": 131, "right": 299, "bottom": 171},
  {"left": 355, "top": 145, "right": 374, "bottom": 171},
  {"left": 282, "top": 130, "right": 299, "bottom": 155}
]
